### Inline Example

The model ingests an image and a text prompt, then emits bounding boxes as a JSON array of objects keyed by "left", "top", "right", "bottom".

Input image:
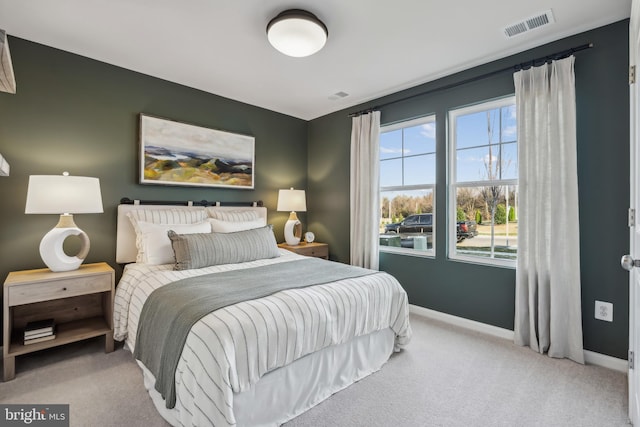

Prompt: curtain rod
[
  {"left": 119, "top": 197, "right": 263, "bottom": 207},
  {"left": 348, "top": 42, "right": 593, "bottom": 118}
]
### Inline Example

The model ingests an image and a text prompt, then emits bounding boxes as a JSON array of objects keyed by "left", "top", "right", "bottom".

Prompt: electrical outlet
[{"left": 595, "top": 300, "right": 613, "bottom": 322}]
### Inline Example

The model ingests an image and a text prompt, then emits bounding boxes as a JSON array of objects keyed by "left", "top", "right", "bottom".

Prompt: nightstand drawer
[
  {"left": 8, "top": 274, "right": 112, "bottom": 306},
  {"left": 278, "top": 242, "right": 329, "bottom": 259},
  {"left": 295, "top": 245, "right": 328, "bottom": 258}
]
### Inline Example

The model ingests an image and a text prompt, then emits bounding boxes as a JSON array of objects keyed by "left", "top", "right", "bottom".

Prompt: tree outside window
[{"left": 449, "top": 97, "right": 518, "bottom": 265}]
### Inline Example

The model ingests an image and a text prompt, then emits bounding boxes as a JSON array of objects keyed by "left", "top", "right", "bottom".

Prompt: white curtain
[
  {"left": 350, "top": 111, "right": 381, "bottom": 269},
  {"left": 513, "top": 56, "right": 584, "bottom": 363},
  {"left": 0, "top": 29, "right": 16, "bottom": 94}
]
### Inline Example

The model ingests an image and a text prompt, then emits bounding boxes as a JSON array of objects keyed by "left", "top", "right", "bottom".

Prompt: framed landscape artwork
[{"left": 139, "top": 114, "right": 255, "bottom": 189}]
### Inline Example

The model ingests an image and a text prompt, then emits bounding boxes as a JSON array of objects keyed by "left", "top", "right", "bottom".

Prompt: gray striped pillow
[
  {"left": 168, "top": 225, "right": 280, "bottom": 270},
  {"left": 206, "top": 208, "right": 259, "bottom": 222},
  {"left": 128, "top": 209, "right": 207, "bottom": 224}
]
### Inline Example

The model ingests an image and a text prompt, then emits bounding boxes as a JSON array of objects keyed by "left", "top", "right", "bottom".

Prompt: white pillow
[
  {"left": 127, "top": 209, "right": 208, "bottom": 262},
  {"left": 208, "top": 217, "right": 267, "bottom": 233},
  {"left": 206, "top": 208, "right": 259, "bottom": 222},
  {"left": 135, "top": 221, "right": 211, "bottom": 265}
]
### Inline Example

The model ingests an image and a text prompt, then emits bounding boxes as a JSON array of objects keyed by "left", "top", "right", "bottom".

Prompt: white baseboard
[
  {"left": 409, "top": 304, "right": 628, "bottom": 373},
  {"left": 409, "top": 304, "right": 514, "bottom": 340},
  {"left": 583, "top": 350, "right": 628, "bottom": 373}
]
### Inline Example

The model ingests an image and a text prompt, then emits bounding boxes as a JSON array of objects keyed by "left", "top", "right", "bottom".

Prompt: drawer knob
[{"left": 62, "top": 287, "right": 67, "bottom": 291}]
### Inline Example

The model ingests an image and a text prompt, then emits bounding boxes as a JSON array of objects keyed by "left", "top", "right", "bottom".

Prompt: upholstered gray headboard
[{"left": 116, "top": 201, "right": 267, "bottom": 264}]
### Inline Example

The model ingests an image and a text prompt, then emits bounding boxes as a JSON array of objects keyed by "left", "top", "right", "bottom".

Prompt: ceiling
[{"left": 0, "top": 0, "right": 632, "bottom": 120}]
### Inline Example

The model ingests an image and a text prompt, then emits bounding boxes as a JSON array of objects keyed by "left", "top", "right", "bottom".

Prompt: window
[
  {"left": 448, "top": 97, "right": 518, "bottom": 266},
  {"left": 379, "top": 115, "right": 436, "bottom": 256}
]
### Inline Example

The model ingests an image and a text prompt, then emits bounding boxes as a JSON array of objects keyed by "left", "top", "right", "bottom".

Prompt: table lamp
[
  {"left": 25, "top": 172, "right": 103, "bottom": 272},
  {"left": 277, "top": 188, "right": 306, "bottom": 245}
]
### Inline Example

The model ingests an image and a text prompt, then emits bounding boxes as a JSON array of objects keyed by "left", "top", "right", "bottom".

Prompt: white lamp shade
[
  {"left": 277, "top": 189, "right": 306, "bottom": 212},
  {"left": 25, "top": 174, "right": 103, "bottom": 214},
  {"left": 267, "top": 10, "right": 328, "bottom": 57}
]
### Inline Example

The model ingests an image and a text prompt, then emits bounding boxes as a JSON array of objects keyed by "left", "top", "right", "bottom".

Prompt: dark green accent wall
[
  {"left": 0, "top": 37, "right": 308, "bottom": 284},
  {"left": 308, "top": 20, "right": 630, "bottom": 359}
]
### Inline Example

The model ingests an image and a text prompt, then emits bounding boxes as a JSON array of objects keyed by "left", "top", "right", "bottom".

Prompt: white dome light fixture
[{"left": 267, "top": 9, "right": 328, "bottom": 57}]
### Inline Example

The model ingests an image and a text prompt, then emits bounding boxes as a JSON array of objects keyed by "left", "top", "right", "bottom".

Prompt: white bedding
[{"left": 113, "top": 249, "right": 412, "bottom": 426}]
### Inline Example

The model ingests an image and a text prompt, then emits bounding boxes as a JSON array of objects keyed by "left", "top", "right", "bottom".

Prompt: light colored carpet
[{"left": 0, "top": 314, "right": 630, "bottom": 427}]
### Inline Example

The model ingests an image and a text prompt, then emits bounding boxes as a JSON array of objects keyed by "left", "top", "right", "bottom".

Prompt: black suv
[
  {"left": 384, "top": 214, "right": 432, "bottom": 233},
  {"left": 384, "top": 214, "right": 433, "bottom": 248},
  {"left": 383, "top": 213, "right": 477, "bottom": 247}
]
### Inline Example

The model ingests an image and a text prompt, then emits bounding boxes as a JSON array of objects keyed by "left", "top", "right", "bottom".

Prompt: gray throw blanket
[{"left": 133, "top": 257, "right": 376, "bottom": 408}]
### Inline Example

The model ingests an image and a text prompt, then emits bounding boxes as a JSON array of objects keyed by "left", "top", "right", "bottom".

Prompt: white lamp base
[
  {"left": 39, "top": 214, "right": 91, "bottom": 272},
  {"left": 283, "top": 212, "right": 302, "bottom": 246}
]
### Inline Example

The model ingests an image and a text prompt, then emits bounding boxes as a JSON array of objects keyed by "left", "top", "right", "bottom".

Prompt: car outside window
[
  {"left": 405, "top": 216, "right": 419, "bottom": 225},
  {"left": 420, "top": 214, "right": 432, "bottom": 226}
]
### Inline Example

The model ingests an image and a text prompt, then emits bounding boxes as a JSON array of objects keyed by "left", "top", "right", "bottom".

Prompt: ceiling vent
[
  {"left": 504, "top": 9, "right": 555, "bottom": 38},
  {"left": 328, "top": 91, "right": 349, "bottom": 100}
]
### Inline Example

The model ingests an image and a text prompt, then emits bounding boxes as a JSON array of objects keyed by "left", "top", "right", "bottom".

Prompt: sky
[
  {"left": 380, "top": 120, "right": 436, "bottom": 187},
  {"left": 455, "top": 104, "right": 517, "bottom": 182},
  {"left": 380, "top": 103, "right": 517, "bottom": 189}
]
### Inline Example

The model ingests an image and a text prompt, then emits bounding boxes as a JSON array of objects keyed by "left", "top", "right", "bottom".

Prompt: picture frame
[{"left": 139, "top": 114, "right": 255, "bottom": 189}]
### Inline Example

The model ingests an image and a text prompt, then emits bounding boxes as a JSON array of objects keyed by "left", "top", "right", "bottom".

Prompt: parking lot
[{"left": 379, "top": 222, "right": 518, "bottom": 251}]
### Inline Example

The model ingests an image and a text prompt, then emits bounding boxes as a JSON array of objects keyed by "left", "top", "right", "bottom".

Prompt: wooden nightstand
[
  {"left": 278, "top": 242, "right": 329, "bottom": 259},
  {"left": 2, "top": 262, "right": 115, "bottom": 381}
]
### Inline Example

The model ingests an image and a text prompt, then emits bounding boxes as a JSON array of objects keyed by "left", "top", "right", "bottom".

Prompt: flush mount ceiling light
[{"left": 267, "top": 9, "right": 328, "bottom": 57}]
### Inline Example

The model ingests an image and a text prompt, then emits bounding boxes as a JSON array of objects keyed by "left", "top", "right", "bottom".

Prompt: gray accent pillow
[
  {"left": 168, "top": 225, "right": 280, "bottom": 270},
  {"left": 206, "top": 208, "right": 259, "bottom": 221}
]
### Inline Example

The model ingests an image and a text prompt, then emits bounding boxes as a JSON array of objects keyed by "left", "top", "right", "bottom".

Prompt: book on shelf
[
  {"left": 24, "top": 318, "right": 55, "bottom": 336},
  {"left": 25, "top": 326, "right": 55, "bottom": 338},
  {"left": 24, "top": 334, "right": 56, "bottom": 345},
  {"left": 24, "top": 330, "right": 54, "bottom": 339}
]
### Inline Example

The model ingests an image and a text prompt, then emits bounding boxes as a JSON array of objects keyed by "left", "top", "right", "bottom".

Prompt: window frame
[
  {"left": 379, "top": 115, "right": 436, "bottom": 258},
  {"left": 447, "top": 96, "right": 517, "bottom": 268}
]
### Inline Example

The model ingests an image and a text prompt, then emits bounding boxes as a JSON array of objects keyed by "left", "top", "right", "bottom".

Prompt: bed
[{"left": 113, "top": 201, "right": 412, "bottom": 426}]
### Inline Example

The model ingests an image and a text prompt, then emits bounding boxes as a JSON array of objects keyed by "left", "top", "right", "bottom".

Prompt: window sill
[
  {"left": 448, "top": 254, "right": 516, "bottom": 269},
  {"left": 379, "top": 246, "right": 435, "bottom": 259}
]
